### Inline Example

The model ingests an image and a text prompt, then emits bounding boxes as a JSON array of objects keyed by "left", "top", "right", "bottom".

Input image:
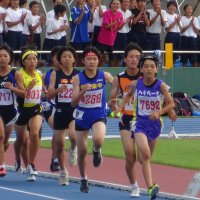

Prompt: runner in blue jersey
[
  {"left": 118, "top": 55, "right": 175, "bottom": 200},
  {"left": 42, "top": 46, "right": 61, "bottom": 172},
  {"left": 47, "top": 46, "right": 79, "bottom": 186},
  {"left": 71, "top": 46, "right": 113, "bottom": 193},
  {"left": 0, "top": 45, "right": 25, "bottom": 177}
]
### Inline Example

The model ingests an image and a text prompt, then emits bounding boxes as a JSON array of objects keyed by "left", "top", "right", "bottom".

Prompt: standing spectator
[
  {"left": 197, "top": 15, "right": 200, "bottom": 66},
  {"left": 181, "top": 4, "right": 199, "bottom": 67},
  {"left": 47, "top": 0, "right": 69, "bottom": 47},
  {"left": 19, "top": 0, "right": 32, "bottom": 48},
  {"left": 92, "top": 0, "right": 107, "bottom": 47},
  {"left": 5, "top": 0, "right": 27, "bottom": 65},
  {"left": 70, "top": 0, "right": 92, "bottom": 66},
  {"left": 97, "top": 0, "right": 123, "bottom": 67},
  {"left": 129, "top": 0, "right": 137, "bottom": 10},
  {"left": 71, "top": 47, "right": 113, "bottom": 193},
  {"left": 110, "top": 0, "right": 132, "bottom": 67},
  {"left": 29, "top": 1, "right": 45, "bottom": 51},
  {"left": 42, "top": 4, "right": 68, "bottom": 64},
  {"left": 146, "top": 0, "right": 167, "bottom": 50},
  {"left": 164, "top": 0, "right": 182, "bottom": 63},
  {"left": 0, "top": 0, "right": 7, "bottom": 46},
  {"left": 128, "top": 0, "right": 150, "bottom": 50}
]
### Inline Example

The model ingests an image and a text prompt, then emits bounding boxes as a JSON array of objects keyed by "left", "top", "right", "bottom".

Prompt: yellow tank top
[{"left": 20, "top": 68, "right": 42, "bottom": 107}]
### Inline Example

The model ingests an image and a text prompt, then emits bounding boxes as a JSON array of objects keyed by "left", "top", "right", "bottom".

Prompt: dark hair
[
  {"left": 19, "top": 0, "right": 27, "bottom": 6},
  {"left": 57, "top": 46, "right": 77, "bottom": 63},
  {"left": 0, "top": 45, "right": 14, "bottom": 65},
  {"left": 137, "top": 0, "right": 146, "bottom": 3},
  {"left": 183, "top": 4, "right": 192, "bottom": 12},
  {"left": 50, "top": 46, "right": 61, "bottom": 62},
  {"left": 138, "top": 55, "right": 159, "bottom": 68},
  {"left": 29, "top": 0, "right": 39, "bottom": 9},
  {"left": 167, "top": 0, "right": 177, "bottom": 9},
  {"left": 124, "top": 42, "right": 143, "bottom": 58},
  {"left": 20, "top": 46, "right": 38, "bottom": 67},
  {"left": 82, "top": 46, "right": 100, "bottom": 60},
  {"left": 54, "top": 4, "right": 66, "bottom": 16}
]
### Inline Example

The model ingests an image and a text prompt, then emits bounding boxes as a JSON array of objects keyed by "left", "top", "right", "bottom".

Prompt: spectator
[
  {"left": 181, "top": 4, "right": 199, "bottom": 67},
  {"left": 19, "top": 0, "right": 32, "bottom": 48},
  {"left": 29, "top": 0, "right": 45, "bottom": 51},
  {"left": 198, "top": 15, "right": 200, "bottom": 66},
  {"left": 92, "top": 0, "right": 107, "bottom": 47},
  {"left": 164, "top": 0, "right": 182, "bottom": 63},
  {"left": 128, "top": 0, "right": 150, "bottom": 50},
  {"left": 47, "top": 0, "right": 69, "bottom": 47},
  {"left": 70, "top": 0, "right": 92, "bottom": 66},
  {"left": 5, "top": 0, "right": 27, "bottom": 65},
  {"left": 110, "top": 0, "right": 132, "bottom": 67},
  {"left": 97, "top": 0, "right": 123, "bottom": 67},
  {"left": 146, "top": 0, "right": 167, "bottom": 50},
  {"left": 129, "top": 0, "right": 137, "bottom": 10},
  {"left": 42, "top": 4, "right": 68, "bottom": 64},
  {"left": 0, "top": 0, "right": 7, "bottom": 46}
]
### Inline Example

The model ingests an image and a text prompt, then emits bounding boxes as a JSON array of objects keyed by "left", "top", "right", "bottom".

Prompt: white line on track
[{"left": 0, "top": 186, "right": 66, "bottom": 200}]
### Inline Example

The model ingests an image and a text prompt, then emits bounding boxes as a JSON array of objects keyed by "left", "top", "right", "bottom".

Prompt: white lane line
[{"left": 0, "top": 186, "right": 66, "bottom": 200}]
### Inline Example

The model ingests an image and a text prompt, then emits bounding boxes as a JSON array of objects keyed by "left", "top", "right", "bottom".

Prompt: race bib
[
  {"left": 0, "top": 89, "right": 13, "bottom": 105},
  {"left": 73, "top": 109, "right": 84, "bottom": 120},
  {"left": 58, "top": 84, "right": 73, "bottom": 103},
  {"left": 24, "top": 85, "right": 42, "bottom": 104},
  {"left": 41, "top": 101, "right": 52, "bottom": 112},
  {"left": 79, "top": 89, "right": 103, "bottom": 108},
  {"left": 123, "top": 92, "right": 134, "bottom": 111}
]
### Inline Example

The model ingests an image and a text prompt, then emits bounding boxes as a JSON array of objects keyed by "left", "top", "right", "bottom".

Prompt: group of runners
[{"left": 0, "top": 43, "right": 176, "bottom": 200}]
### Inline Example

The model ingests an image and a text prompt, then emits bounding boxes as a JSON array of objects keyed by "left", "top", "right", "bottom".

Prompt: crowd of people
[
  {"left": 0, "top": 0, "right": 196, "bottom": 199},
  {"left": 0, "top": 0, "right": 199, "bottom": 67}
]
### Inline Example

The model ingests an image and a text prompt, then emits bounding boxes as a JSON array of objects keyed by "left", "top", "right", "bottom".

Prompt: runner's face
[
  {"left": 60, "top": 51, "right": 75, "bottom": 68},
  {"left": 124, "top": 50, "right": 141, "bottom": 69},
  {"left": 0, "top": 49, "right": 11, "bottom": 68},
  {"left": 23, "top": 54, "right": 38, "bottom": 70},
  {"left": 140, "top": 59, "right": 157, "bottom": 79},
  {"left": 82, "top": 54, "right": 99, "bottom": 70}
]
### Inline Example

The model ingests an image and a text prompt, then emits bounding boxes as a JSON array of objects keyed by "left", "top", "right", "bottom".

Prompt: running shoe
[
  {"left": 59, "top": 169, "right": 69, "bottom": 186},
  {"left": 148, "top": 184, "right": 159, "bottom": 200},
  {"left": 27, "top": 174, "right": 36, "bottom": 182},
  {"left": 80, "top": 179, "right": 89, "bottom": 193},
  {"left": 50, "top": 158, "right": 60, "bottom": 172},
  {"left": 130, "top": 185, "right": 140, "bottom": 197},
  {"left": 15, "top": 161, "right": 23, "bottom": 173},
  {"left": 69, "top": 147, "right": 77, "bottom": 166},
  {"left": 0, "top": 167, "right": 6, "bottom": 177},
  {"left": 93, "top": 148, "right": 102, "bottom": 167},
  {"left": 27, "top": 164, "right": 38, "bottom": 176}
]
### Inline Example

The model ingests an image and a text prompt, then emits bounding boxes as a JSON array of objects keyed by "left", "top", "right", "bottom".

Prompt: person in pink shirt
[{"left": 97, "top": 0, "right": 123, "bottom": 66}]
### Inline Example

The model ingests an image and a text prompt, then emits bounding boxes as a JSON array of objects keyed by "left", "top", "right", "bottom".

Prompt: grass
[{"left": 40, "top": 138, "right": 200, "bottom": 170}]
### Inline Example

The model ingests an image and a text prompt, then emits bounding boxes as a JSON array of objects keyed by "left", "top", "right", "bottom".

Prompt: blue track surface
[{"left": 0, "top": 171, "right": 164, "bottom": 200}]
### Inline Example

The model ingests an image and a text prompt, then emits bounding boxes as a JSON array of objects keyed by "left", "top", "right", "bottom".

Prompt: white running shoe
[
  {"left": 69, "top": 147, "right": 77, "bottom": 166},
  {"left": 27, "top": 174, "right": 36, "bottom": 182},
  {"left": 130, "top": 185, "right": 140, "bottom": 197},
  {"left": 59, "top": 169, "right": 69, "bottom": 186},
  {"left": 27, "top": 164, "right": 38, "bottom": 176}
]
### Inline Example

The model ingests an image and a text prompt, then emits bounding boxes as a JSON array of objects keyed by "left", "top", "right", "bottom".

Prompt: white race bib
[
  {"left": 73, "top": 109, "right": 84, "bottom": 120},
  {"left": 58, "top": 84, "right": 73, "bottom": 103},
  {"left": 24, "top": 85, "right": 42, "bottom": 104},
  {"left": 123, "top": 92, "right": 134, "bottom": 111},
  {"left": 0, "top": 89, "right": 13, "bottom": 105}
]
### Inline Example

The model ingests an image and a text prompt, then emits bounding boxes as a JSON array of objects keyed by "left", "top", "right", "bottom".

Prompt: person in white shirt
[
  {"left": 47, "top": 0, "right": 69, "bottom": 46},
  {"left": 110, "top": 0, "right": 132, "bottom": 67},
  {"left": 181, "top": 4, "right": 199, "bottom": 67},
  {"left": 29, "top": 1, "right": 45, "bottom": 50},
  {"left": 164, "top": 0, "right": 182, "bottom": 63},
  {"left": 92, "top": 0, "right": 107, "bottom": 47},
  {"left": 197, "top": 15, "right": 200, "bottom": 66},
  {"left": 146, "top": 0, "right": 167, "bottom": 50},
  {"left": 42, "top": 4, "right": 68, "bottom": 64},
  {"left": 0, "top": 0, "right": 8, "bottom": 46}
]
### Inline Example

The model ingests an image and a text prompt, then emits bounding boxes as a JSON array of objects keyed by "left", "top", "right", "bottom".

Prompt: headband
[
  {"left": 22, "top": 50, "right": 37, "bottom": 61},
  {"left": 84, "top": 52, "right": 98, "bottom": 58}
]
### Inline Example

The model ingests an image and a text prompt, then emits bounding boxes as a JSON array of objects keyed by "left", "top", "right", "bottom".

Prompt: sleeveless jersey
[
  {"left": 45, "top": 69, "right": 53, "bottom": 89},
  {"left": 134, "top": 78, "right": 163, "bottom": 119},
  {"left": 0, "top": 68, "right": 16, "bottom": 106},
  {"left": 117, "top": 70, "right": 141, "bottom": 116},
  {"left": 18, "top": 68, "right": 43, "bottom": 108},
  {"left": 54, "top": 68, "right": 79, "bottom": 109},
  {"left": 77, "top": 69, "right": 106, "bottom": 111}
]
